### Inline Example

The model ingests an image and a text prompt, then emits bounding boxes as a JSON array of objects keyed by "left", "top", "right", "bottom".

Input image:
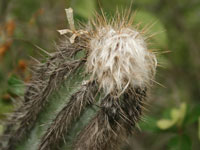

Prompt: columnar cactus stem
[
  {"left": 1, "top": 8, "right": 157, "bottom": 150},
  {"left": 38, "top": 81, "right": 98, "bottom": 150}
]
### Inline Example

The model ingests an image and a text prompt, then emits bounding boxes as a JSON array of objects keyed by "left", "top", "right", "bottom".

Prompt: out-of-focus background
[{"left": 0, "top": 0, "right": 200, "bottom": 149}]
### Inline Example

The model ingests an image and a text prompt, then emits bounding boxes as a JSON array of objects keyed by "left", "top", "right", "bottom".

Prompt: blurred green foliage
[{"left": 0, "top": 0, "right": 200, "bottom": 149}]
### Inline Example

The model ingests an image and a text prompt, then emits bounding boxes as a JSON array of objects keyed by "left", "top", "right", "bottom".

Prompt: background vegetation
[{"left": 0, "top": 0, "right": 200, "bottom": 149}]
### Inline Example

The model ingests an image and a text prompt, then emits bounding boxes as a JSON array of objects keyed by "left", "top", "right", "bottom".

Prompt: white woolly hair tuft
[
  {"left": 86, "top": 16, "right": 157, "bottom": 96},
  {"left": 83, "top": 11, "right": 157, "bottom": 96},
  {"left": 57, "top": 8, "right": 157, "bottom": 96}
]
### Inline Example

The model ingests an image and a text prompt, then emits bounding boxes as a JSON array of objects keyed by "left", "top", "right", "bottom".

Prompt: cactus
[{"left": 0, "top": 8, "right": 157, "bottom": 150}]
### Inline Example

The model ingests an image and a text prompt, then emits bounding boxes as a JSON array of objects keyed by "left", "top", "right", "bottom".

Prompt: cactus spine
[{"left": 0, "top": 8, "right": 157, "bottom": 150}]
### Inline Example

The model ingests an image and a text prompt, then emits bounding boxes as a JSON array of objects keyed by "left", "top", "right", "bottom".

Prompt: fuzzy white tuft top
[{"left": 86, "top": 26, "right": 157, "bottom": 95}]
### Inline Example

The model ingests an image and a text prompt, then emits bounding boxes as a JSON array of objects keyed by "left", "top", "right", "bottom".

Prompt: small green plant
[{"left": 139, "top": 102, "right": 200, "bottom": 150}]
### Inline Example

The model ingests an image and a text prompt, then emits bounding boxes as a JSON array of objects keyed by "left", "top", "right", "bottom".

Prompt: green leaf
[
  {"left": 157, "top": 119, "right": 175, "bottom": 130},
  {"left": 185, "top": 105, "right": 200, "bottom": 125},
  {"left": 168, "top": 135, "right": 192, "bottom": 150},
  {"left": 7, "top": 75, "right": 25, "bottom": 96},
  {"left": 173, "top": 103, "right": 187, "bottom": 127},
  {"left": 157, "top": 103, "right": 187, "bottom": 130},
  {"left": 7, "top": 75, "right": 23, "bottom": 86},
  {"left": 72, "top": 0, "right": 96, "bottom": 19}
]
